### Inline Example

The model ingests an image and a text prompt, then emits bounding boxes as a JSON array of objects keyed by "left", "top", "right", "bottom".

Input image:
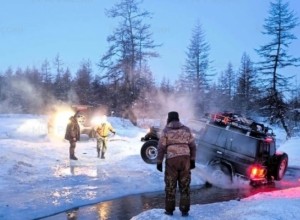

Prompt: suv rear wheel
[
  {"left": 209, "top": 163, "right": 232, "bottom": 186},
  {"left": 274, "top": 153, "right": 288, "bottom": 180},
  {"left": 141, "top": 140, "right": 158, "bottom": 164}
]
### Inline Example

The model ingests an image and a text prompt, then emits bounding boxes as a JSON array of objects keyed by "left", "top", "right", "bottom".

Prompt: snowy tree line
[{"left": 0, "top": 0, "right": 299, "bottom": 137}]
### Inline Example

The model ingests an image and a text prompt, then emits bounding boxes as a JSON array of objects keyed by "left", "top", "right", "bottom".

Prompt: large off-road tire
[
  {"left": 209, "top": 163, "right": 232, "bottom": 186},
  {"left": 274, "top": 153, "right": 288, "bottom": 181},
  {"left": 141, "top": 140, "right": 158, "bottom": 164}
]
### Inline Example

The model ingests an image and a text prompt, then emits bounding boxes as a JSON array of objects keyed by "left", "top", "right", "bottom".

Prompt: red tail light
[
  {"left": 265, "top": 137, "right": 273, "bottom": 142},
  {"left": 249, "top": 165, "right": 266, "bottom": 180}
]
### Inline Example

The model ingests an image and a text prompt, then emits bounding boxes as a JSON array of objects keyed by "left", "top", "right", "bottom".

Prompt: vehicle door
[
  {"left": 222, "top": 131, "right": 258, "bottom": 176},
  {"left": 196, "top": 124, "right": 227, "bottom": 164}
]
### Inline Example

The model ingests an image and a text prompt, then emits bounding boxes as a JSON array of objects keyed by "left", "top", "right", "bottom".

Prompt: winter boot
[
  {"left": 70, "top": 155, "right": 78, "bottom": 160},
  {"left": 182, "top": 212, "right": 189, "bottom": 217},
  {"left": 164, "top": 211, "right": 173, "bottom": 216},
  {"left": 101, "top": 152, "right": 105, "bottom": 159},
  {"left": 70, "top": 147, "right": 78, "bottom": 160}
]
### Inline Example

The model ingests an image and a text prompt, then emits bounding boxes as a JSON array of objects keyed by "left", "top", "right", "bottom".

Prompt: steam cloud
[{"left": 132, "top": 91, "right": 200, "bottom": 127}]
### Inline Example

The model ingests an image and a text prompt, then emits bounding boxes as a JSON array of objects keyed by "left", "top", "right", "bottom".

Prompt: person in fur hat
[{"left": 157, "top": 111, "right": 196, "bottom": 217}]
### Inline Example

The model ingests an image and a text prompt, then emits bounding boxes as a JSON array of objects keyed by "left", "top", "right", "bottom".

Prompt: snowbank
[{"left": 0, "top": 114, "right": 299, "bottom": 220}]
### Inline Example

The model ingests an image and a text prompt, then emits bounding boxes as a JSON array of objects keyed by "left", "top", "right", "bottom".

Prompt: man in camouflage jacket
[{"left": 157, "top": 111, "right": 196, "bottom": 217}]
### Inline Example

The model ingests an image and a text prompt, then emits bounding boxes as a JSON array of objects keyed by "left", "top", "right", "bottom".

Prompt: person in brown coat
[
  {"left": 157, "top": 111, "right": 196, "bottom": 217},
  {"left": 65, "top": 116, "right": 80, "bottom": 160}
]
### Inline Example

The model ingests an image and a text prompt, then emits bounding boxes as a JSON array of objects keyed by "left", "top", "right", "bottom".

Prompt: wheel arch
[{"left": 208, "top": 159, "right": 234, "bottom": 181}]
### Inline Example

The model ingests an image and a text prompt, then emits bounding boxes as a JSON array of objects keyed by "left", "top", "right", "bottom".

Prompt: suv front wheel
[{"left": 141, "top": 140, "right": 158, "bottom": 164}]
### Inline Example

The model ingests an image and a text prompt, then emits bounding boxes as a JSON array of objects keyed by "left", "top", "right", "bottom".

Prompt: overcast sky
[{"left": 1, "top": 0, "right": 300, "bottom": 83}]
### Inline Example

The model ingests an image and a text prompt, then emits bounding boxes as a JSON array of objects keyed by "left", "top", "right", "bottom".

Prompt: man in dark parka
[
  {"left": 65, "top": 116, "right": 80, "bottom": 160},
  {"left": 157, "top": 111, "right": 196, "bottom": 217}
]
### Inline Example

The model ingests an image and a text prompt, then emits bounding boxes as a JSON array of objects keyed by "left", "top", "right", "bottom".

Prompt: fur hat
[{"left": 167, "top": 111, "right": 179, "bottom": 124}]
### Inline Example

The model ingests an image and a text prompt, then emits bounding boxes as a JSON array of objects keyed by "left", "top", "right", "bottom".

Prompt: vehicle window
[
  {"left": 269, "top": 142, "right": 276, "bottom": 156},
  {"left": 227, "top": 132, "right": 257, "bottom": 157},
  {"left": 215, "top": 129, "right": 229, "bottom": 148},
  {"left": 200, "top": 124, "right": 258, "bottom": 157},
  {"left": 200, "top": 125, "right": 223, "bottom": 146},
  {"left": 259, "top": 142, "right": 270, "bottom": 156}
]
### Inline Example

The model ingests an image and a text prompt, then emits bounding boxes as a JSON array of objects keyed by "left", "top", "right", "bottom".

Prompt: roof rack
[{"left": 208, "top": 112, "right": 274, "bottom": 139}]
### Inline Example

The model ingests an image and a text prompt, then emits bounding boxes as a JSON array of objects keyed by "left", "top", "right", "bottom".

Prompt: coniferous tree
[
  {"left": 41, "top": 59, "right": 53, "bottom": 93},
  {"left": 53, "top": 54, "right": 64, "bottom": 77},
  {"left": 11, "top": 69, "right": 24, "bottom": 112},
  {"left": 53, "top": 54, "right": 66, "bottom": 101},
  {"left": 234, "top": 53, "right": 259, "bottom": 115},
  {"left": 62, "top": 68, "right": 73, "bottom": 102},
  {"left": 180, "top": 22, "right": 212, "bottom": 114},
  {"left": 133, "top": 63, "right": 155, "bottom": 102},
  {"left": 217, "top": 63, "right": 236, "bottom": 111},
  {"left": 256, "top": 0, "right": 300, "bottom": 138},
  {"left": 91, "top": 75, "right": 107, "bottom": 106},
  {"left": 287, "top": 83, "right": 300, "bottom": 133},
  {"left": 40, "top": 59, "right": 56, "bottom": 109},
  {"left": 23, "top": 67, "right": 44, "bottom": 113},
  {"left": 98, "top": 0, "right": 159, "bottom": 112},
  {"left": 0, "top": 68, "right": 22, "bottom": 113},
  {"left": 132, "top": 66, "right": 157, "bottom": 119},
  {"left": 206, "top": 82, "right": 224, "bottom": 113},
  {"left": 183, "top": 22, "right": 211, "bottom": 92},
  {"left": 25, "top": 66, "right": 43, "bottom": 89},
  {"left": 53, "top": 72, "right": 63, "bottom": 101},
  {"left": 160, "top": 77, "right": 174, "bottom": 95},
  {"left": 74, "top": 60, "right": 93, "bottom": 105},
  {"left": 175, "top": 69, "right": 193, "bottom": 94}
]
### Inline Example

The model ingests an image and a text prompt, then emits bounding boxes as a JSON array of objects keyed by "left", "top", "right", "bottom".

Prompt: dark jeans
[
  {"left": 164, "top": 156, "right": 191, "bottom": 213},
  {"left": 69, "top": 140, "right": 76, "bottom": 157}
]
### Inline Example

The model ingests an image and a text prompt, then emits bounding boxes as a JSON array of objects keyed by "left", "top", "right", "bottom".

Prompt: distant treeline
[{"left": 1, "top": 0, "right": 300, "bottom": 138}]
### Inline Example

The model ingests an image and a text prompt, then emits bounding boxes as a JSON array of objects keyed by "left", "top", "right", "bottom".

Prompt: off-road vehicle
[{"left": 140, "top": 112, "right": 288, "bottom": 186}]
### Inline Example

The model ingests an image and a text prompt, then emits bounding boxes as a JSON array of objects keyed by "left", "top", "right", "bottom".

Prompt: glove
[
  {"left": 157, "top": 163, "right": 163, "bottom": 172},
  {"left": 113, "top": 131, "right": 116, "bottom": 135},
  {"left": 190, "top": 160, "right": 196, "bottom": 170}
]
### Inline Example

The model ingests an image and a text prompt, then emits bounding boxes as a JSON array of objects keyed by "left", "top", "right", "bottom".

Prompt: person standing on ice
[
  {"left": 94, "top": 115, "right": 116, "bottom": 159},
  {"left": 64, "top": 116, "right": 80, "bottom": 160},
  {"left": 156, "top": 111, "right": 196, "bottom": 217}
]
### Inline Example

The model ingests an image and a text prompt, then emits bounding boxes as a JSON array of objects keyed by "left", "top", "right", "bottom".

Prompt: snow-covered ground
[{"left": 0, "top": 114, "right": 300, "bottom": 220}]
